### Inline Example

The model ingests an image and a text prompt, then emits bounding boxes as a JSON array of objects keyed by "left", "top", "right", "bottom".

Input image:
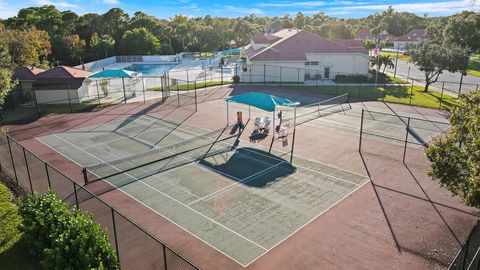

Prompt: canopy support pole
[{"left": 226, "top": 101, "right": 229, "bottom": 126}]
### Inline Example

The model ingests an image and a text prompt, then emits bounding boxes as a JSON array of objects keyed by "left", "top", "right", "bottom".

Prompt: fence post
[
  {"left": 393, "top": 44, "right": 400, "bottom": 78},
  {"left": 0, "top": 110, "right": 3, "bottom": 126},
  {"left": 458, "top": 73, "right": 464, "bottom": 98},
  {"left": 263, "top": 64, "right": 266, "bottom": 85},
  {"left": 187, "top": 69, "right": 190, "bottom": 83},
  {"left": 406, "top": 66, "right": 411, "bottom": 81},
  {"left": 336, "top": 82, "right": 339, "bottom": 96},
  {"left": 410, "top": 80, "right": 414, "bottom": 105},
  {"left": 66, "top": 83, "right": 73, "bottom": 113},
  {"left": 221, "top": 65, "right": 223, "bottom": 84},
  {"left": 32, "top": 86, "right": 41, "bottom": 118},
  {"left": 194, "top": 82, "right": 198, "bottom": 112},
  {"left": 73, "top": 182, "right": 79, "bottom": 209},
  {"left": 280, "top": 66, "right": 282, "bottom": 87},
  {"left": 142, "top": 77, "right": 146, "bottom": 103},
  {"left": 402, "top": 117, "right": 411, "bottom": 163},
  {"left": 23, "top": 148, "right": 33, "bottom": 194},
  {"left": 316, "top": 70, "right": 319, "bottom": 87},
  {"left": 122, "top": 78, "right": 127, "bottom": 104},
  {"left": 439, "top": 82, "right": 445, "bottom": 110},
  {"left": 359, "top": 109, "right": 364, "bottom": 152},
  {"left": 204, "top": 71, "right": 207, "bottom": 90},
  {"left": 358, "top": 83, "right": 361, "bottom": 99},
  {"left": 6, "top": 137, "right": 18, "bottom": 186},
  {"left": 177, "top": 83, "right": 180, "bottom": 107},
  {"left": 111, "top": 208, "right": 120, "bottom": 263},
  {"left": 95, "top": 81, "right": 101, "bottom": 106},
  {"left": 163, "top": 245, "right": 168, "bottom": 270},
  {"left": 297, "top": 68, "right": 300, "bottom": 87},
  {"left": 462, "top": 233, "right": 471, "bottom": 269},
  {"left": 45, "top": 163, "right": 51, "bottom": 189}
]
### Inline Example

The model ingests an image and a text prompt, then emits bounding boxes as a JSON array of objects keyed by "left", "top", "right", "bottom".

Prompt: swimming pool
[{"left": 124, "top": 63, "right": 177, "bottom": 76}]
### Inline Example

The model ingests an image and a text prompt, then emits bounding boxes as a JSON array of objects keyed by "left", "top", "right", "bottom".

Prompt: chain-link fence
[
  {"left": 449, "top": 219, "right": 480, "bottom": 270},
  {"left": 0, "top": 133, "right": 200, "bottom": 270}
]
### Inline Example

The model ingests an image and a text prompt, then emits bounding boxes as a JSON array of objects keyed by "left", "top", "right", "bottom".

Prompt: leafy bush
[
  {"left": 335, "top": 74, "right": 369, "bottom": 83},
  {"left": 232, "top": 75, "right": 240, "bottom": 83},
  {"left": 18, "top": 191, "right": 119, "bottom": 270},
  {"left": 0, "top": 183, "right": 22, "bottom": 254}
]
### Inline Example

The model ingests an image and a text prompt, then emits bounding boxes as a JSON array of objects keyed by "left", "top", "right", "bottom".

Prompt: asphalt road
[{"left": 386, "top": 59, "right": 480, "bottom": 96}]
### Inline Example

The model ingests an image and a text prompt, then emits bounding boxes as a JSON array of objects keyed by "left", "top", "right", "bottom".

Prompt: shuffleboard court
[{"left": 38, "top": 113, "right": 369, "bottom": 266}]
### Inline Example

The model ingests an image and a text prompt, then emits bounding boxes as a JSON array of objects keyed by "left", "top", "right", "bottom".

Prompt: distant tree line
[{"left": 0, "top": 5, "right": 478, "bottom": 69}]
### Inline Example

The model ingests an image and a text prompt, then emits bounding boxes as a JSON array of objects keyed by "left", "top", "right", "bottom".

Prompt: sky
[{"left": 0, "top": 0, "right": 477, "bottom": 19}]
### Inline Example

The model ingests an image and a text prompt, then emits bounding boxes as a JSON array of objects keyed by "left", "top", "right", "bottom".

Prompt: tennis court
[
  {"left": 38, "top": 113, "right": 369, "bottom": 266},
  {"left": 252, "top": 91, "right": 451, "bottom": 148}
]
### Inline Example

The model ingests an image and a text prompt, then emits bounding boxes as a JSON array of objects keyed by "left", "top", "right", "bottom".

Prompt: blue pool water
[{"left": 124, "top": 64, "right": 177, "bottom": 76}]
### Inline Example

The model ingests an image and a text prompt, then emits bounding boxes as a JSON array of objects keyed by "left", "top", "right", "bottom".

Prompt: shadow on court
[{"left": 199, "top": 147, "right": 296, "bottom": 188}]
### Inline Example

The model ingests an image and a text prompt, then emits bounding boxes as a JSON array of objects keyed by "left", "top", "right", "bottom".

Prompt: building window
[
  {"left": 305, "top": 61, "right": 319, "bottom": 66},
  {"left": 324, "top": 68, "right": 330, "bottom": 79}
]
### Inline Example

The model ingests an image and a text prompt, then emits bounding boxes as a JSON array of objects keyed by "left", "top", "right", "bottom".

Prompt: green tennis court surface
[{"left": 38, "top": 114, "right": 369, "bottom": 266}]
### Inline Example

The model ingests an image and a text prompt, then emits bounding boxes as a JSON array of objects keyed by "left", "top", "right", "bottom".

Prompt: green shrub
[
  {"left": 18, "top": 191, "right": 119, "bottom": 270},
  {"left": 0, "top": 183, "right": 22, "bottom": 254}
]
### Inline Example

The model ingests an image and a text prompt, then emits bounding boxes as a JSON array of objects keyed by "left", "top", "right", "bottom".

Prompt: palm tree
[{"left": 381, "top": 55, "right": 394, "bottom": 73}]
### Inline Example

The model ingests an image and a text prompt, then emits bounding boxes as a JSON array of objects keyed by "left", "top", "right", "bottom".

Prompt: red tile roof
[
  {"left": 12, "top": 66, "right": 46, "bottom": 81},
  {"left": 334, "top": 39, "right": 369, "bottom": 55},
  {"left": 249, "top": 30, "right": 364, "bottom": 61},
  {"left": 251, "top": 32, "right": 281, "bottom": 44},
  {"left": 395, "top": 29, "right": 426, "bottom": 42},
  {"left": 36, "top": 66, "right": 93, "bottom": 79},
  {"left": 355, "top": 28, "right": 372, "bottom": 40}
]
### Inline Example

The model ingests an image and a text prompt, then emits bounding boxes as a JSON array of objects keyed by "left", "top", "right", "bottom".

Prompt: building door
[{"left": 324, "top": 68, "right": 330, "bottom": 79}]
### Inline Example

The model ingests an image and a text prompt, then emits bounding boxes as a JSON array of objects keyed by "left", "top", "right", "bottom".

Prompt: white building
[
  {"left": 393, "top": 29, "right": 427, "bottom": 50},
  {"left": 241, "top": 29, "right": 370, "bottom": 83}
]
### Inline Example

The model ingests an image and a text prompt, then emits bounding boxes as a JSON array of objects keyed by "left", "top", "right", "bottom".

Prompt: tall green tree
[
  {"left": 425, "top": 90, "right": 480, "bottom": 207},
  {"left": 0, "top": 41, "right": 15, "bottom": 107},
  {"left": 119, "top": 28, "right": 160, "bottom": 55},
  {"left": 410, "top": 42, "right": 469, "bottom": 92},
  {"left": 443, "top": 11, "right": 480, "bottom": 51}
]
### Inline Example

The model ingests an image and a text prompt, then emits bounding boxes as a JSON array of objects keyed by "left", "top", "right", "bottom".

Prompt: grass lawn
[
  {"left": 381, "top": 51, "right": 410, "bottom": 62},
  {"left": 294, "top": 84, "right": 458, "bottom": 110},
  {"left": 467, "top": 59, "right": 480, "bottom": 77}
]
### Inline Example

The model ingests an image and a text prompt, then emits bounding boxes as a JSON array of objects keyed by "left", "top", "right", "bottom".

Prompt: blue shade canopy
[
  {"left": 219, "top": 48, "right": 242, "bottom": 55},
  {"left": 226, "top": 92, "right": 297, "bottom": 112},
  {"left": 89, "top": 69, "right": 138, "bottom": 79}
]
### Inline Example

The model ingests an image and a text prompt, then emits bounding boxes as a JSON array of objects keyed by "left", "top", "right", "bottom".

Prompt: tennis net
[
  {"left": 84, "top": 125, "right": 239, "bottom": 184},
  {"left": 281, "top": 93, "right": 350, "bottom": 126}
]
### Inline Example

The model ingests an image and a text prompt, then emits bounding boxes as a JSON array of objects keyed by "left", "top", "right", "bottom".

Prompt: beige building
[
  {"left": 242, "top": 29, "right": 370, "bottom": 83},
  {"left": 393, "top": 29, "right": 427, "bottom": 50}
]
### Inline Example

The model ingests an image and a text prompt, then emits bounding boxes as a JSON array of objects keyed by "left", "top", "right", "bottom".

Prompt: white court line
[
  {"left": 241, "top": 179, "right": 370, "bottom": 268},
  {"left": 53, "top": 134, "right": 203, "bottom": 199},
  {"left": 36, "top": 137, "right": 254, "bottom": 268},
  {"left": 52, "top": 133, "right": 268, "bottom": 252}
]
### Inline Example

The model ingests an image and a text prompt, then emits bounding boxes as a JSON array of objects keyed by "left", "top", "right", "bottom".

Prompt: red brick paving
[{"left": 4, "top": 85, "right": 477, "bottom": 269}]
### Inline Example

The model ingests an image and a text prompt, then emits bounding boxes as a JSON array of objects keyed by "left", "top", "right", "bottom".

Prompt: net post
[
  {"left": 23, "top": 147, "right": 33, "bottom": 194},
  {"left": 402, "top": 117, "right": 410, "bottom": 163},
  {"left": 82, "top": 167, "right": 88, "bottom": 185},
  {"left": 6, "top": 136, "right": 18, "bottom": 186},
  {"left": 221, "top": 65, "right": 223, "bottom": 84},
  {"left": 359, "top": 108, "right": 364, "bottom": 152},
  {"left": 110, "top": 208, "right": 121, "bottom": 263},
  {"left": 290, "top": 127, "right": 296, "bottom": 164},
  {"left": 45, "top": 162, "right": 51, "bottom": 189}
]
